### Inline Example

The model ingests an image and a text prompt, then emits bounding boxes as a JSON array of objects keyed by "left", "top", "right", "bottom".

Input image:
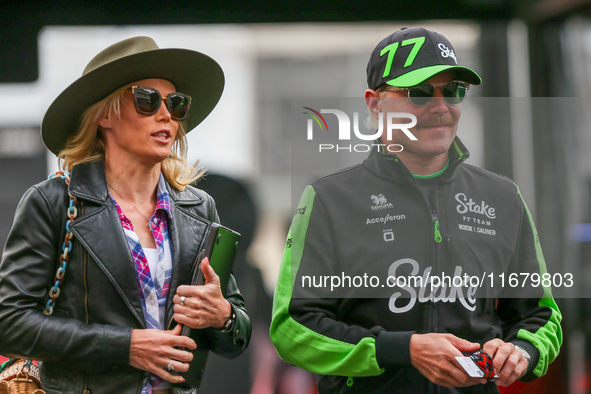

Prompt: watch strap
[{"left": 219, "top": 311, "right": 236, "bottom": 332}]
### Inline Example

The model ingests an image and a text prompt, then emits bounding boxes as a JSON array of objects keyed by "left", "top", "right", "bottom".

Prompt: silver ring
[
  {"left": 179, "top": 296, "right": 186, "bottom": 306},
  {"left": 166, "top": 360, "right": 175, "bottom": 372}
]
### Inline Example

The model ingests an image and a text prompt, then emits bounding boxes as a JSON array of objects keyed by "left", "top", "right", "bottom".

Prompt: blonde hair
[{"left": 58, "top": 84, "right": 204, "bottom": 191}]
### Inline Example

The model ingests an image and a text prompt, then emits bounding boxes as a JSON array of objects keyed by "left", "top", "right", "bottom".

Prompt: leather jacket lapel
[
  {"left": 68, "top": 162, "right": 145, "bottom": 327},
  {"left": 70, "top": 204, "right": 146, "bottom": 327}
]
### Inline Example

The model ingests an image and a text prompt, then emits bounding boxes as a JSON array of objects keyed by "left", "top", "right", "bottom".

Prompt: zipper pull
[{"left": 432, "top": 213, "right": 443, "bottom": 243}]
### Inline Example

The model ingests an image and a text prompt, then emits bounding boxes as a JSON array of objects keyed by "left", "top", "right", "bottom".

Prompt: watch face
[{"left": 515, "top": 345, "right": 531, "bottom": 362}]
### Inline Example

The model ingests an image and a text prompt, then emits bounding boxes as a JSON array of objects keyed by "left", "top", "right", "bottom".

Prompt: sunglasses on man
[
  {"left": 381, "top": 81, "right": 470, "bottom": 106},
  {"left": 130, "top": 86, "right": 192, "bottom": 121}
]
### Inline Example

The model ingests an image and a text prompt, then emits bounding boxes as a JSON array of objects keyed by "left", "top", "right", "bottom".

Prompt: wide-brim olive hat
[{"left": 41, "top": 36, "right": 224, "bottom": 155}]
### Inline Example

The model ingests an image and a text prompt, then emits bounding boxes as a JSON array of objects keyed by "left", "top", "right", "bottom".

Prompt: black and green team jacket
[{"left": 271, "top": 138, "right": 562, "bottom": 393}]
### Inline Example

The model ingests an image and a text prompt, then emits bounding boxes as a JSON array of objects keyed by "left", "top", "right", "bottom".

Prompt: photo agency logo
[{"left": 302, "top": 107, "right": 418, "bottom": 153}]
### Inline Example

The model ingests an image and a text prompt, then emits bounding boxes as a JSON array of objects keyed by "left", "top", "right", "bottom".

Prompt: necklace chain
[{"left": 108, "top": 184, "right": 152, "bottom": 228}]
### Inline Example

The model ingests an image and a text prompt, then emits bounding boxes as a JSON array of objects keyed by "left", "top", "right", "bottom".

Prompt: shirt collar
[{"left": 155, "top": 174, "right": 172, "bottom": 219}]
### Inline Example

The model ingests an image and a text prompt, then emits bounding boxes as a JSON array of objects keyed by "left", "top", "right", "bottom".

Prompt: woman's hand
[
  {"left": 129, "top": 324, "right": 196, "bottom": 383},
  {"left": 173, "top": 258, "right": 232, "bottom": 329}
]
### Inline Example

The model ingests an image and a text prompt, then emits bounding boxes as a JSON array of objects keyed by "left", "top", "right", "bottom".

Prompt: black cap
[{"left": 366, "top": 27, "right": 482, "bottom": 90}]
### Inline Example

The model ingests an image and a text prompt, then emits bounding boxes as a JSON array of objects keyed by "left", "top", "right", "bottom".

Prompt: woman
[{"left": 0, "top": 36, "right": 250, "bottom": 394}]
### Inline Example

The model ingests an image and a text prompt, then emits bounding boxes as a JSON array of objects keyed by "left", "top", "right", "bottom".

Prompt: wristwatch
[
  {"left": 514, "top": 344, "right": 531, "bottom": 368},
  {"left": 220, "top": 312, "right": 236, "bottom": 332}
]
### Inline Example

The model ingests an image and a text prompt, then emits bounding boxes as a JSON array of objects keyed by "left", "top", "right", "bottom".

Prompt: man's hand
[
  {"left": 483, "top": 339, "right": 528, "bottom": 387},
  {"left": 173, "top": 258, "right": 232, "bottom": 329},
  {"left": 410, "top": 333, "right": 487, "bottom": 387},
  {"left": 129, "top": 324, "right": 196, "bottom": 383}
]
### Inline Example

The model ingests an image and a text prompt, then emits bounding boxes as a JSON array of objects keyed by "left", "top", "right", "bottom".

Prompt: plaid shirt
[{"left": 110, "top": 175, "right": 173, "bottom": 394}]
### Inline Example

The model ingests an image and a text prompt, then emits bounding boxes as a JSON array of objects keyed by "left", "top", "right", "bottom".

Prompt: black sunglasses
[
  {"left": 383, "top": 81, "right": 469, "bottom": 106},
  {"left": 130, "top": 86, "right": 192, "bottom": 121}
]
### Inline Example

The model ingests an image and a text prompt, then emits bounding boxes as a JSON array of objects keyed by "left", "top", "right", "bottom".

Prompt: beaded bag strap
[
  {"left": 0, "top": 172, "right": 77, "bottom": 382},
  {"left": 43, "top": 171, "right": 78, "bottom": 316}
]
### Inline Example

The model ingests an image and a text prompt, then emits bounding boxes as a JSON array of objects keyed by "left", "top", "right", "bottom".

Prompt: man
[{"left": 270, "top": 27, "right": 562, "bottom": 393}]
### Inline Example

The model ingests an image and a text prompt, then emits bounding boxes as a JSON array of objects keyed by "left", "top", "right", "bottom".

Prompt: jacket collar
[
  {"left": 364, "top": 136, "right": 470, "bottom": 183},
  {"left": 69, "top": 161, "right": 205, "bottom": 206},
  {"left": 69, "top": 161, "right": 109, "bottom": 203},
  {"left": 166, "top": 181, "right": 205, "bottom": 206}
]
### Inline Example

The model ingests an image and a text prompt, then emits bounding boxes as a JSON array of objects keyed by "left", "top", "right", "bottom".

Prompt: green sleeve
[
  {"left": 270, "top": 185, "right": 384, "bottom": 377},
  {"left": 515, "top": 187, "right": 562, "bottom": 378},
  {"left": 497, "top": 186, "right": 562, "bottom": 380}
]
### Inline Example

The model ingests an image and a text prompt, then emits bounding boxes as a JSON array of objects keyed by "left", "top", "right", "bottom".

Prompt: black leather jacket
[{"left": 0, "top": 162, "right": 251, "bottom": 394}]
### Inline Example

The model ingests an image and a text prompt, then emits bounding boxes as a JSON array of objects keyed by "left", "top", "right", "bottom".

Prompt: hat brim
[
  {"left": 385, "top": 65, "right": 482, "bottom": 87},
  {"left": 42, "top": 48, "right": 224, "bottom": 155}
]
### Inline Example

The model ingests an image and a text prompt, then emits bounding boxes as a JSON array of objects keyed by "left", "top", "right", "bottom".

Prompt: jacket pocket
[{"left": 40, "top": 362, "right": 62, "bottom": 391}]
